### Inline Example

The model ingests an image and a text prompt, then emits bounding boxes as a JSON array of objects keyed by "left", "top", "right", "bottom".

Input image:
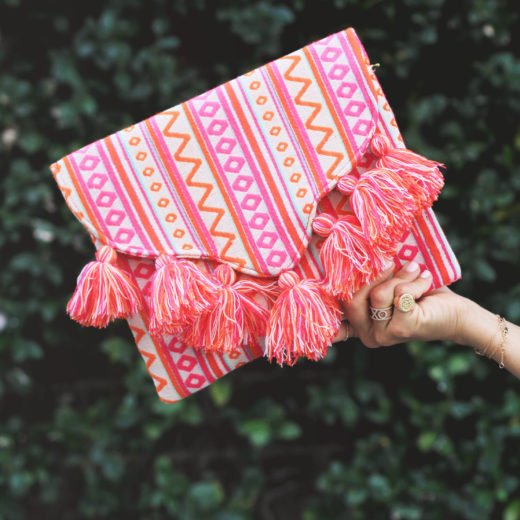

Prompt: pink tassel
[
  {"left": 181, "top": 264, "right": 278, "bottom": 354},
  {"left": 337, "top": 168, "right": 416, "bottom": 244},
  {"left": 312, "top": 213, "right": 390, "bottom": 300},
  {"left": 371, "top": 133, "right": 445, "bottom": 210},
  {"left": 67, "top": 245, "right": 143, "bottom": 328},
  {"left": 148, "top": 254, "right": 219, "bottom": 336},
  {"left": 264, "top": 270, "right": 343, "bottom": 367}
]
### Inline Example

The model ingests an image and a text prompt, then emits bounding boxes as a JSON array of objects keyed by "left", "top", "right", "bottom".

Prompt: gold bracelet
[
  {"left": 498, "top": 316, "right": 508, "bottom": 369},
  {"left": 474, "top": 314, "right": 508, "bottom": 368}
]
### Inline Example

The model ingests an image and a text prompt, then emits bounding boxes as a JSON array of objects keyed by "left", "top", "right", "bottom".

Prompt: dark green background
[{"left": 1, "top": 0, "right": 519, "bottom": 518}]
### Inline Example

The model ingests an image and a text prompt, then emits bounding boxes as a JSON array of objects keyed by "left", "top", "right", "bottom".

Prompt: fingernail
[
  {"left": 405, "top": 261, "right": 419, "bottom": 272},
  {"left": 420, "top": 269, "right": 432, "bottom": 278},
  {"left": 383, "top": 259, "right": 394, "bottom": 271}
]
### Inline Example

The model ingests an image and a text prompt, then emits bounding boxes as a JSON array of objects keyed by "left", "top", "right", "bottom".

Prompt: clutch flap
[{"left": 50, "top": 27, "right": 379, "bottom": 278}]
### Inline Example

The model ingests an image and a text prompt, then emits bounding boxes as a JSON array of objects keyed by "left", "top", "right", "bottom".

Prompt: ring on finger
[
  {"left": 369, "top": 305, "right": 394, "bottom": 321},
  {"left": 397, "top": 293, "right": 416, "bottom": 313}
]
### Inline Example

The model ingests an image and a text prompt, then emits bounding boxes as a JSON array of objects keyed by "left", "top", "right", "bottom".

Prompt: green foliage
[{"left": 1, "top": 0, "right": 519, "bottom": 518}]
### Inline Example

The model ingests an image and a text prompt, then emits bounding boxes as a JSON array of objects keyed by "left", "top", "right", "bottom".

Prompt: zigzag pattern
[
  {"left": 282, "top": 54, "right": 344, "bottom": 181},
  {"left": 162, "top": 109, "right": 246, "bottom": 269}
]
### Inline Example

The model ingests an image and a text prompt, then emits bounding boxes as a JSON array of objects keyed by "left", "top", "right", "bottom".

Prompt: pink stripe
[
  {"left": 217, "top": 85, "right": 303, "bottom": 260},
  {"left": 147, "top": 117, "right": 220, "bottom": 257},
  {"left": 68, "top": 151, "right": 114, "bottom": 242},
  {"left": 258, "top": 67, "right": 320, "bottom": 198},
  {"left": 306, "top": 44, "right": 361, "bottom": 157},
  {"left": 268, "top": 61, "right": 329, "bottom": 187},
  {"left": 73, "top": 144, "right": 153, "bottom": 251},
  {"left": 186, "top": 99, "right": 271, "bottom": 273},
  {"left": 191, "top": 348, "right": 217, "bottom": 385},
  {"left": 217, "top": 353, "right": 231, "bottom": 373},
  {"left": 308, "top": 244, "right": 324, "bottom": 277},
  {"left": 336, "top": 32, "right": 378, "bottom": 124}
]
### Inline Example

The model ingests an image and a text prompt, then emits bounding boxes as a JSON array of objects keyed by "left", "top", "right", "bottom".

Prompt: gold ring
[
  {"left": 369, "top": 305, "right": 393, "bottom": 321},
  {"left": 397, "top": 293, "right": 415, "bottom": 313}
]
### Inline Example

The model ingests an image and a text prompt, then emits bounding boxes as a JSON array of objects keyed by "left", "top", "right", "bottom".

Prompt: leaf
[
  {"left": 278, "top": 421, "right": 301, "bottom": 440},
  {"left": 239, "top": 419, "right": 271, "bottom": 447},
  {"left": 209, "top": 378, "right": 232, "bottom": 407}
]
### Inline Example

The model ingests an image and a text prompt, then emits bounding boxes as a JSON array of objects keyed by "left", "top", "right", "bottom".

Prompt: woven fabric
[
  {"left": 50, "top": 28, "right": 378, "bottom": 277},
  {"left": 50, "top": 27, "right": 461, "bottom": 403}
]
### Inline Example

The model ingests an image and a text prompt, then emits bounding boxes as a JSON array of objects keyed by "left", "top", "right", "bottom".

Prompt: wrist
[
  {"left": 452, "top": 295, "right": 474, "bottom": 345},
  {"left": 452, "top": 296, "right": 500, "bottom": 354}
]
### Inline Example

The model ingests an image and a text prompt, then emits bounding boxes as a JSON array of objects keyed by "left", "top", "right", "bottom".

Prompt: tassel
[
  {"left": 148, "top": 254, "right": 219, "bottom": 336},
  {"left": 370, "top": 133, "right": 445, "bottom": 210},
  {"left": 181, "top": 264, "right": 278, "bottom": 354},
  {"left": 67, "top": 245, "right": 143, "bottom": 328},
  {"left": 312, "top": 213, "right": 391, "bottom": 300},
  {"left": 264, "top": 270, "right": 343, "bottom": 367},
  {"left": 337, "top": 168, "right": 416, "bottom": 244}
]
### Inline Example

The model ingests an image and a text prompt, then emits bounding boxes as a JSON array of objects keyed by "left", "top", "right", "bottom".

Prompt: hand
[{"left": 334, "top": 261, "right": 465, "bottom": 348}]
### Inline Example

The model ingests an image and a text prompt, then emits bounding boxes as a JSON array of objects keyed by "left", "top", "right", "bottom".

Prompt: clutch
[{"left": 49, "top": 27, "right": 461, "bottom": 403}]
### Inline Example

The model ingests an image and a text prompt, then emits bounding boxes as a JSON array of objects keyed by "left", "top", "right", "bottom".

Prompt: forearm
[{"left": 454, "top": 297, "right": 520, "bottom": 379}]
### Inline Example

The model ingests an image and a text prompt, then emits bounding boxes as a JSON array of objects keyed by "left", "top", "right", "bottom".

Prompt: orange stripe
[
  {"left": 104, "top": 137, "right": 164, "bottom": 251},
  {"left": 302, "top": 47, "right": 356, "bottom": 168},
  {"left": 345, "top": 28, "right": 379, "bottom": 103},
  {"left": 296, "top": 253, "right": 319, "bottom": 279},
  {"left": 265, "top": 62, "right": 324, "bottom": 190},
  {"left": 414, "top": 212, "right": 450, "bottom": 282},
  {"left": 63, "top": 156, "right": 108, "bottom": 243},
  {"left": 204, "top": 352, "right": 224, "bottom": 379},
  {"left": 182, "top": 103, "right": 265, "bottom": 275},
  {"left": 143, "top": 117, "right": 215, "bottom": 255},
  {"left": 224, "top": 81, "right": 304, "bottom": 251}
]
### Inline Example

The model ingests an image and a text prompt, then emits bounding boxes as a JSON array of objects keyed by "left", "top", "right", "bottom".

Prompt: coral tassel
[
  {"left": 337, "top": 168, "right": 416, "bottom": 244},
  {"left": 264, "top": 270, "right": 343, "bottom": 367},
  {"left": 181, "top": 264, "right": 278, "bottom": 354},
  {"left": 371, "top": 133, "right": 445, "bottom": 210},
  {"left": 67, "top": 245, "right": 143, "bottom": 328},
  {"left": 312, "top": 213, "right": 390, "bottom": 300},
  {"left": 148, "top": 254, "right": 219, "bottom": 336}
]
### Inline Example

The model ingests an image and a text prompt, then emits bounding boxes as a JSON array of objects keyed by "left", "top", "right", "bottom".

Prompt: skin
[{"left": 331, "top": 260, "right": 520, "bottom": 379}]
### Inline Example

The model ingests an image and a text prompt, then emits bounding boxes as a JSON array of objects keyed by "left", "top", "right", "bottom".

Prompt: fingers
[
  {"left": 340, "top": 260, "right": 394, "bottom": 345},
  {"left": 378, "top": 267, "right": 434, "bottom": 343},
  {"left": 369, "top": 261, "right": 424, "bottom": 339},
  {"left": 351, "top": 258, "right": 396, "bottom": 302},
  {"left": 369, "top": 261, "right": 422, "bottom": 308},
  {"left": 384, "top": 268, "right": 433, "bottom": 339},
  {"left": 393, "top": 269, "right": 433, "bottom": 309},
  {"left": 342, "top": 259, "right": 395, "bottom": 321}
]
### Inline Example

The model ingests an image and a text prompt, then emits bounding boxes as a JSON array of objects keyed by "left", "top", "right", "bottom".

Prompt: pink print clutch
[{"left": 49, "top": 27, "right": 461, "bottom": 403}]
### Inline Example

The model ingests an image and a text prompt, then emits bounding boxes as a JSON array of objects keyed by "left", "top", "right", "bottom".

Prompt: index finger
[{"left": 341, "top": 259, "right": 395, "bottom": 321}]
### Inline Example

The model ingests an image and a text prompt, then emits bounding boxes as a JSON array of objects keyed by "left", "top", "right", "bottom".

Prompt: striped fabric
[{"left": 50, "top": 27, "right": 461, "bottom": 403}]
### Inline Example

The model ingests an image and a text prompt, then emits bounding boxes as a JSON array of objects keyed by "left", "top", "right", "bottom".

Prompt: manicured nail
[
  {"left": 420, "top": 269, "right": 432, "bottom": 278},
  {"left": 383, "top": 259, "right": 394, "bottom": 270},
  {"left": 405, "top": 261, "right": 419, "bottom": 272}
]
